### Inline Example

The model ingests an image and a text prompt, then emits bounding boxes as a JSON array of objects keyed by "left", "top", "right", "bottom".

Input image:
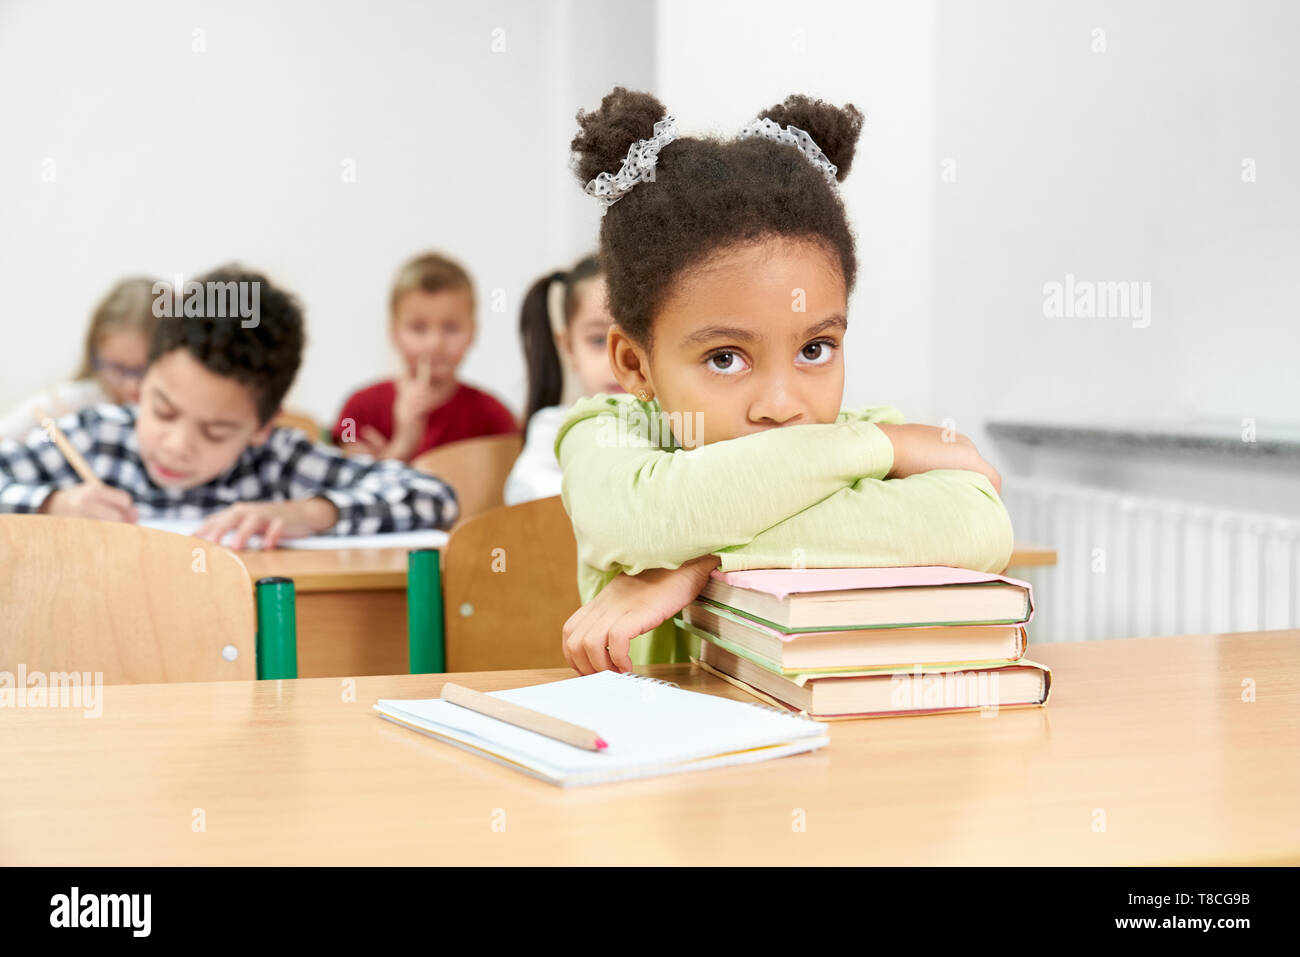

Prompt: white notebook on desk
[
  {"left": 374, "top": 671, "right": 829, "bottom": 788},
  {"left": 137, "top": 517, "right": 448, "bottom": 550}
]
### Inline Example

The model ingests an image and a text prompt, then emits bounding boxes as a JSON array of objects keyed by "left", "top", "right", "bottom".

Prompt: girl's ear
[{"left": 607, "top": 326, "right": 652, "bottom": 396}]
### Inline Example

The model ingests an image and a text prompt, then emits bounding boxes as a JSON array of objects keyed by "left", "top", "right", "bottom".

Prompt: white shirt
[
  {"left": 503, "top": 404, "right": 570, "bottom": 506},
  {"left": 0, "top": 379, "right": 109, "bottom": 443}
]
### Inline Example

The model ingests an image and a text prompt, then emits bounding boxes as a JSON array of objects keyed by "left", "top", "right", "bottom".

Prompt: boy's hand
[
  {"left": 39, "top": 484, "right": 139, "bottom": 523},
  {"left": 349, "top": 425, "right": 390, "bottom": 458},
  {"left": 876, "top": 423, "right": 1002, "bottom": 494},
  {"left": 389, "top": 357, "right": 442, "bottom": 459},
  {"left": 193, "top": 497, "right": 339, "bottom": 550},
  {"left": 562, "top": 554, "right": 721, "bottom": 676}
]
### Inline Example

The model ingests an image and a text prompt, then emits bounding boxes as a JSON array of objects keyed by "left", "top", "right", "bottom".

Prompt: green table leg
[
  {"left": 255, "top": 576, "right": 298, "bottom": 679},
  {"left": 408, "top": 549, "right": 444, "bottom": 673}
]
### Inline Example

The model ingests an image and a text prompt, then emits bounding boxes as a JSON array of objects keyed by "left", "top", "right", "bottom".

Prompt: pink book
[{"left": 699, "top": 566, "right": 1035, "bottom": 632}]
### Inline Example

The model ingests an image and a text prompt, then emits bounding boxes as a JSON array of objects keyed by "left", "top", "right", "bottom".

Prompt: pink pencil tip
[{"left": 595, "top": 738, "right": 608, "bottom": 749}]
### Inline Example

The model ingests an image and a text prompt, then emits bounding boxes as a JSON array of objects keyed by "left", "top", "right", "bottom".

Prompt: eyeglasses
[{"left": 92, "top": 357, "right": 147, "bottom": 382}]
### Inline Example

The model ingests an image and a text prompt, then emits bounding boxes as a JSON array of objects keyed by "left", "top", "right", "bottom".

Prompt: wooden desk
[
  {"left": 238, "top": 548, "right": 417, "bottom": 678},
  {"left": 4, "top": 630, "right": 1294, "bottom": 865},
  {"left": 239, "top": 548, "right": 410, "bottom": 593}
]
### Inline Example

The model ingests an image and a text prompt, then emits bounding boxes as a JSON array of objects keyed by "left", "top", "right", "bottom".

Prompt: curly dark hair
[
  {"left": 570, "top": 87, "right": 864, "bottom": 348},
  {"left": 148, "top": 265, "right": 305, "bottom": 424}
]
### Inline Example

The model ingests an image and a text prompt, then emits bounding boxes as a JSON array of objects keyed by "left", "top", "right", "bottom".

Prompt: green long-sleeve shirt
[{"left": 554, "top": 392, "right": 1014, "bottom": 666}]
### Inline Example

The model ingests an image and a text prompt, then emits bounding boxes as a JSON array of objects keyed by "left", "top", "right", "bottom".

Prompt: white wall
[
  {"left": 654, "top": 0, "right": 937, "bottom": 421},
  {"left": 5, "top": 0, "right": 1295, "bottom": 463},
  {"left": 0, "top": 0, "right": 653, "bottom": 424},
  {"left": 656, "top": 0, "right": 1299, "bottom": 463},
  {"left": 930, "top": 0, "right": 1300, "bottom": 450}
]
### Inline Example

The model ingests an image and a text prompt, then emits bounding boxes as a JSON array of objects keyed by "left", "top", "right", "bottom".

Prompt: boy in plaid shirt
[{"left": 0, "top": 266, "right": 458, "bottom": 547}]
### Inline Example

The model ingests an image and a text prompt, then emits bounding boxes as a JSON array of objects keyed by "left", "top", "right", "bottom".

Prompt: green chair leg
[
  {"left": 407, "top": 549, "right": 445, "bottom": 674},
  {"left": 255, "top": 576, "right": 298, "bottom": 679}
]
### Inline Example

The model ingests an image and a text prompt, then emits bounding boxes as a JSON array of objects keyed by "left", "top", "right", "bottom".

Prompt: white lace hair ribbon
[
  {"left": 737, "top": 117, "right": 839, "bottom": 186},
  {"left": 584, "top": 115, "right": 679, "bottom": 208}
]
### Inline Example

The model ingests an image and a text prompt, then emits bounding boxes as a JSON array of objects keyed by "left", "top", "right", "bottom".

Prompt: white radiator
[{"left": 1001, "top": 478, "right": 1300, "bottom": 643}]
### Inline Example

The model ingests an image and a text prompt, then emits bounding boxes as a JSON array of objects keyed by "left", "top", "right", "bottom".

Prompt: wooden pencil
[
  {"left": 440, "top": 681, "right": 608, "bottom": 751},
  {"left": 32, "top": 407, "right": 102, "bottom": 486}
]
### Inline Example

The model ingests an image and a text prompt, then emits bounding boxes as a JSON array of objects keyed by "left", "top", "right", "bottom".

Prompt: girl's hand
[
  {"left": 563, "top": 554, "right": 721, "bottom": 675},
  {"left": 39, "top": 484, "right": 139, "bottom": 523},
  {"left": 876, "top": 423, "right": 1002, "bottom": 494},
  {"left": 193, "top": 497, "right": 339, "bottom": 550}
]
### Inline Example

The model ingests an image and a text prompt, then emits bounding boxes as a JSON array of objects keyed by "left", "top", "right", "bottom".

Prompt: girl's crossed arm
[
  {"left": 556, "top": 407, "right": 899, "bottom": 575},
  {"left": 559, "top": 409, "right": 1011, "bottom": 673},
  {"left": 716, "top": 467, "right": 1014, "bottom": 575},
  {"left": 562, "top": 466, "right": 1013, "bottom": 674}
]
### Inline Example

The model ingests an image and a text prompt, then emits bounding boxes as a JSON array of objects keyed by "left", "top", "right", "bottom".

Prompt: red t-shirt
[{"left": 332, "top": 380, "right": 519, "bottom": 459}]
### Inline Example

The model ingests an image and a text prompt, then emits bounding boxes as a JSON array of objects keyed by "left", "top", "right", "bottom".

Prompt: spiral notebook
[{"left": 374, "top": 671, "right": 829, "bottom": 788}]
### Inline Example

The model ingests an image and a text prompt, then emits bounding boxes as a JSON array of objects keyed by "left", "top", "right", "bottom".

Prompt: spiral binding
[
  {"left": 614, "top": 669, "right": 821, "bottom": 726},
  {"left": 615, "top": 672, "right": 679, "bottom": 690}
]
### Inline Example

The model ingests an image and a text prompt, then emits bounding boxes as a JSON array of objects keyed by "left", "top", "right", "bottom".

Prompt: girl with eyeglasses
[{"left": 0, "top": 277, "right": 163, "bottom": 442}]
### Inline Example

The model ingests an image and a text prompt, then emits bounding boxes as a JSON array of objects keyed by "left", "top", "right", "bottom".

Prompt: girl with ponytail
[
  {"left": 504, "top": 254, "right": 619, "bottom": 505},
  {"left": 556, "top": 87, "right": 1012, "bottom": 674}
]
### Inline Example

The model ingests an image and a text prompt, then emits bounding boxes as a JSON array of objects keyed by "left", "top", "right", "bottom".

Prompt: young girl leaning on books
[{"left": 556, "top": 88, "right": 1014, "bottom": 675}]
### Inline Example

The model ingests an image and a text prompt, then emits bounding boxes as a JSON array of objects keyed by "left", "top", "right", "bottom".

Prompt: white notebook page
[
  {"left": 375, "top": 671, "right": 829, "bottom": 787},
  {"left": 137, "top": 517, "right": 447, "bottom": 550}
]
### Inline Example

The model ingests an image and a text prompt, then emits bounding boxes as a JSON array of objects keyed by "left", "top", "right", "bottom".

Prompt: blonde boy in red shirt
[{"left": 333, "top": 252, "right": 517, "bottom": 460}]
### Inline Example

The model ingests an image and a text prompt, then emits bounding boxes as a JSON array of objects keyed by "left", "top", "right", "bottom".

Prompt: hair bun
[
  {"left": 571, "top": 87, "right": 669, "bottom": 187},
  {"left": 758, "top": 95, "right": 864, "bottom": 182}
]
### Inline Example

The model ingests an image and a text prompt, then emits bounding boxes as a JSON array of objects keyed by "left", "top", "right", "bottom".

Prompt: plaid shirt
[{"left": 0, "top": 403, "right": 458, "bottom": 533}]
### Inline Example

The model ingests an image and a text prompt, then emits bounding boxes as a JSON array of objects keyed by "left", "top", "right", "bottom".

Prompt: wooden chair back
[
  {"left": 0, "top": 515, "right": 257, "bottom": 684},
  {"left": 442, "top": 495, "right": 579, "bottom": 671},
  {"left": 411, "top": 433, "right": 524, "bottom": 526},
  {"left": 274, "top": 408, "right": 325, "bottom": 443}
]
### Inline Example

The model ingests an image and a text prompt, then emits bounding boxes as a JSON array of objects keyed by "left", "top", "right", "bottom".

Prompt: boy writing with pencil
[{"left": 0, "top": 266, "right": 458, "bottom": 547}]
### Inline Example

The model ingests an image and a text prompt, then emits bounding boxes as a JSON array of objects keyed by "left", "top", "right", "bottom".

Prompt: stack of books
[{"left": 675, "top": 566, "right": 1051, "bottom": 719}]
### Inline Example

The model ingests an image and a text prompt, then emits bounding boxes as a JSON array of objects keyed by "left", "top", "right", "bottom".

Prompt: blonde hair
[
  {"left": 389, "top": 252, "right": 475, "bottom": 321},
  {"left": 75, "top": 277, "right": 164, "bottom": 380}
]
